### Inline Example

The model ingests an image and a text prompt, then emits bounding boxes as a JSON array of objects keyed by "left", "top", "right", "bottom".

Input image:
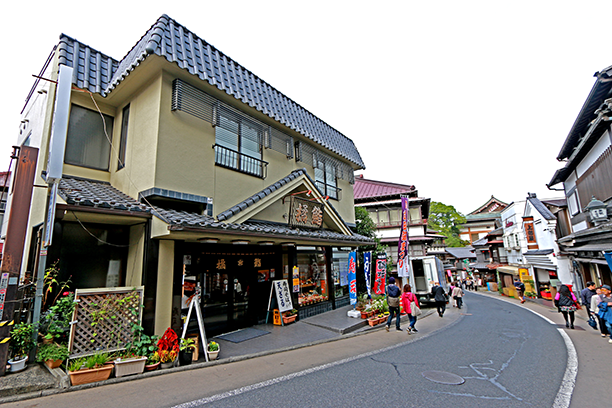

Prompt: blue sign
[
  {"left": 348, "top": 252, "right": 357, "bottom": 306},
  {"left": 364, "top": 251, "right": 372, "bottom": 298},
  {"left": 605, "top": 252, "right": 612, "bottom": 272}
]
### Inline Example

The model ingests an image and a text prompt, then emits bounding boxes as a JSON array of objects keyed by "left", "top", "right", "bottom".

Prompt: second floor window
[
  {"left": 215, "top": 109, "right": 264, "bottom": 177},
  {"left": 65, "top": 105, "right": 113, "bottom": 171},
  {"left": 117, "top": 105, "right": 129, "bottom": 170},
  {"left": 314, "top": 159, "right": 338, "bottom": 199}
]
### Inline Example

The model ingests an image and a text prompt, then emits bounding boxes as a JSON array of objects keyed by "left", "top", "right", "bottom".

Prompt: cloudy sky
[{"left": 1, "top": 1, "right": 610, "bottom": 214}]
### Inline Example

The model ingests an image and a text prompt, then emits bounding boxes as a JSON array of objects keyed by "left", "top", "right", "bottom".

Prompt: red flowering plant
[{"left": 157, "top": 328, "right": 179, "bottom": 363}]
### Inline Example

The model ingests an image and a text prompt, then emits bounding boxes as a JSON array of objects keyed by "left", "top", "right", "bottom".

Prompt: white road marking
[{"left": 469, "top": 292, "right": 578, "bottom": 408}]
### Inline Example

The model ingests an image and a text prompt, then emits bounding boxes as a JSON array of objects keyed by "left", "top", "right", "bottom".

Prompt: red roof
[
  {"left": 353, "top": 175, "right": 414, "bottom": 200},
  {"left": 0, "top": 172, "right": 10, "bottom": 188}
]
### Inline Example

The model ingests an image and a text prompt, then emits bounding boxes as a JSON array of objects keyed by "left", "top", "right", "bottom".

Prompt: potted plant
[
  {"left": 179, "top": 337, "right": 196, "bottom": 366},
  {"left": 159, "top": 350, "right": 178, "bottom": 369},
  {"left": 40, "top": 292, "right": 75, "bottom": 345},
  {"left": 282, "top": 309, "right": 298, "bottom": 324},
  {"left": 36, "top": 342, "right": 69, "bottom": 369},
  {"left": 207, "top": 341, "right": 220, "bottom": 360},
  {"left": 113, "top": 323, "right": 157, "bottom": 377},
  {"left": 68, "top": 352, "right": 113, "bottom": 386},
  {"left": 8, "top": 322, "right": 35, "bottom": 372},
  {"left": 145, "top": 352, "right": 160, "bottom": 371},
  {"left": 157, "top": 327, "right": 179, "bottom": 369}
]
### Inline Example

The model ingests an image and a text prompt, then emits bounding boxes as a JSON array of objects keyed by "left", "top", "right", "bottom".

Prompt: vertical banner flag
[
  {"left": 373, "top": 253, "right": 387, "bottom": 295},
  {"left": 397, "top": 195, "right": 410, "bottom": 277},
  {"left": 348, "top": 251, "right": 357, "bottom": 306},
  {"left": 364, "top": 251, "right": 372, "bottom": 298},
  {"left": 604, "top": 252, "right": 612, "bottom": 272}
]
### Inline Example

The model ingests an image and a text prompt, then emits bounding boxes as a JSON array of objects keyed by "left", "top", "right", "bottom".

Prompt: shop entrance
[{"left": 182, "top": 245, "right": 280, "bottom": 337}]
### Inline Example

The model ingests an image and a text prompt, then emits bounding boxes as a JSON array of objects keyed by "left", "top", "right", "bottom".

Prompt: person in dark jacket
[
  {"left": 431, "top": 282, "right": 447, "bottom": 317},
  {"left": 580, "top": 281, "right": 597, "bottom": 317},
  {"left": 385, "top": 277, "right": 402, "bottom": 332},
  {"left": 555, "top": 284, "right": 578, "bottom": 329}
]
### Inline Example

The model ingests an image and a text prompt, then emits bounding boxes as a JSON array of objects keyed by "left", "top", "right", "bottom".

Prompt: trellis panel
[{"left": 69, "top": 286, "right": 144, "bottom": 358}]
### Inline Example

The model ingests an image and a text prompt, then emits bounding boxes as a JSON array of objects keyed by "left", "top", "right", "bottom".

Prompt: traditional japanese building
[{"left": 3, "top": 15, "right": 372, "bottom": 337}]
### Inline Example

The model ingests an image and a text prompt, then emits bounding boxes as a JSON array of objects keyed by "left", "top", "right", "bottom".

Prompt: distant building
[
  {"left": 353, "top": 175, "right": 438, "bottom": 284},
  {"left": 459, "top": 196, "right": 509, "bottom": 244}
]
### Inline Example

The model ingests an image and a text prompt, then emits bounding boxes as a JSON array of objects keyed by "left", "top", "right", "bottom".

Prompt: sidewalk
[
  {"left": 468, "top": 288, "right": 611, "bottom": 408},
  {"left": 0, "top": 305, "right": 435, "bottom": 404}
]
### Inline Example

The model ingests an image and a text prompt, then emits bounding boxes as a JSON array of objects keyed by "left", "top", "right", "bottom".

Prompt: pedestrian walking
[
  {"left": 431, "top": 281, "right": 447, "bottom": 317},
  {"left": 401, "top": 284, "right": 420, "bottom": 334},
  {"left": 385, "top": 277, "right": 402, "bottom": 332},
  {"left": 452, "top": 283, "right": 464, "bottom": 309},
  {"left": 591, "top": 287, "right": 609, "bottom": 337},
  {"left": 555, "top": 284, "right": 578, "bottom": 329},
  {"left": 513, "top": 277, "right": 526, "bottom": 303},
  {"left": 581, "top": 281, "right": 597, "bottom": 318},
  {"left": 449, "top": 282, "right": 456, "bottom": 307},
  {"left": 596, "top": 285, "right": 612, "bottom": 342}
]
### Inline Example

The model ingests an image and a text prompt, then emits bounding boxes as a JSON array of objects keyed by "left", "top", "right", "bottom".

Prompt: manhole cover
[{"left": 421, "top": 370, "right": 465, "bottom": 385}]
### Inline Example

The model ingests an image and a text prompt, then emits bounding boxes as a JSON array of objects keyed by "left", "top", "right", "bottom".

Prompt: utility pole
[{"left": 0, "top": 146, "right": 38, "bottom": 376}]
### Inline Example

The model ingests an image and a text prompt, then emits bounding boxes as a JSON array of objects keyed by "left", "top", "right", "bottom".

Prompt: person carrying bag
[
  {"left": 401, "top": 284, "right": 421, "bottom": 334},
  {"left": 385, "top": 277, "right": 402, "bottom": 332}
]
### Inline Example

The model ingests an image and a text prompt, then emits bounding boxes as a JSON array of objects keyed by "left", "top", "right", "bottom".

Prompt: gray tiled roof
[
  {"left": 217, "top": 169, "right": 307, "bottom": 222},
  {"left": 58, "top": 176, "right": 370, "bottom": 244},
  {"left": 56, "top": 15, "right": 365, "bottom": 169},
  {"left": 59, "top": 177, "right": 150, "bottom": 213},
  {"left": 524, "top": 249, "right": 554, "bottom": 256},
  {"left": 157, "top": 207, "right": 371, "bottom": 244},
  {"left": 527, "top": 197, "right": 556, "bottom": 221},
  {"left": 445, "top": 247, "right": 476, "bottom": 259}
]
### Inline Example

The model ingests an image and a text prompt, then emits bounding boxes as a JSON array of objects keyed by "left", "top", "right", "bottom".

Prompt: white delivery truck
[{"left": 409, "top": 255, "right": 447, "bottom": 303}]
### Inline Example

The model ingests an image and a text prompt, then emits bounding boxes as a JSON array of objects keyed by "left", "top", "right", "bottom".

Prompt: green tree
[{"left": 428, "top": 201, "right": 469, "bottom": 247}]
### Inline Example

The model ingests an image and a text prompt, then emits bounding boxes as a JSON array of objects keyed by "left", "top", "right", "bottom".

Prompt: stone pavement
[{"left": 0, "top": 305, "right": 435, "bottom": 404}]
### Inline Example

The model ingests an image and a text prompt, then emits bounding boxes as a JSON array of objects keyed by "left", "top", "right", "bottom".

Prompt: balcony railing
[{"left": 214, "top": 144, "right": 268, "bottom": 179}]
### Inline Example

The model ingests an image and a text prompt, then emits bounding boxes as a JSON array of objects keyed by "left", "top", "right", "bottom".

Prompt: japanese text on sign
[{"left": 273, "top": 280, "right": 294, "bottom": 312}]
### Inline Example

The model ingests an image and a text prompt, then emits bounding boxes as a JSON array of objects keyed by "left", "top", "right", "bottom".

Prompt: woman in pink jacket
[{"left": 401, "top": 284, "right": 420, "bottom": 334}]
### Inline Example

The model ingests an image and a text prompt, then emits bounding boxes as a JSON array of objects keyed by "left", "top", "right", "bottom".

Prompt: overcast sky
[{"left": 1, "top": 1, "right": 610, "bottom": 214}]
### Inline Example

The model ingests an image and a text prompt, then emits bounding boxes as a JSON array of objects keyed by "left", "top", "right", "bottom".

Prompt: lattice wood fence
[{"left": 69, "top": 286, "right": 144, "bottom": 358}]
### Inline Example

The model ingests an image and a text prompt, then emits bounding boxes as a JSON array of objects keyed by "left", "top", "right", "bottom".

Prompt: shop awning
[
  {"left": 564, "top": 243, "right": 612, "bottom": 252},
  {"left": 497, "top": 265, "right": 519, "bottom": 274}
]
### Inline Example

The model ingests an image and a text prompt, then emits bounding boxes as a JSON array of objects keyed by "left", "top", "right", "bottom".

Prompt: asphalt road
[
  {"left": 175, "top": 292, "right": 568, "bottom": 408},
  {"left": 5, "top": 293, "right": 572, "bottom": 408}
]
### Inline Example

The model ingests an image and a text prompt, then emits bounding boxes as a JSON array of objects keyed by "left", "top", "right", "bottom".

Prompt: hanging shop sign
[
  {"left": 289, "top": 196, "right": 324, "bottom": 229},
  {"left": 292, "top": 266, "right": 300, "bottom": 293},
  {"left": 364, "top": 251, "right": 372, "bottom": 298},
  {"left": 397, "top": 196, "right": 410, "bottom": 277},
  {"left": 348, "top": 252, "right": 357, "bottom": 305},
  {"left": 373, "top": 253, "right": 387, "bottom": 295}
]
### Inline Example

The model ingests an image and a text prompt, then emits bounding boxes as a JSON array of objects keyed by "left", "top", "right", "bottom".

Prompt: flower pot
[
  {"left": 367, "top": 317, "right": 378, "bottom": 327},
  {"left": 282, "top": 315, "right": 297, "bottom": 325},
  {"left": 8, "top": 356, "right": 28, "bottom": 373},
  {"left": 160, "top": 359, "right": 176, "bottom": 369},
  {"left": 45, "top": 359, "right": 64, "bottom": 369},
  {"left": 69, "top": 364, "right": 113, "bottom": 386},
  {"left": 179, "top": 350, "right": 193, "bottom": 366},
  {"left": 113, "top": 356, "right": 147, "bottom": 377},
  {"left": 360, "top": 311, "right": 368, "bottom": 319},
  {"left": 145, "top": 362, "right": 160, "bottom": 371}
]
